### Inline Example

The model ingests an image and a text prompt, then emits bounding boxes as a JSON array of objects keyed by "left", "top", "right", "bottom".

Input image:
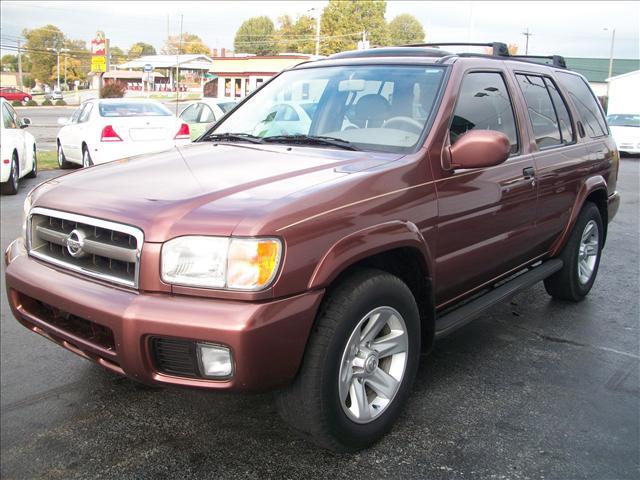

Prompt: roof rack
[
  {"left": 330, "top": 47, "right": 450, "bottom": 59},
  {"left": 403, "top": 42, "right": 510, "bottom": 57},
  {"left": 508, "top": 55, "right": 567, "bottom": 68}
]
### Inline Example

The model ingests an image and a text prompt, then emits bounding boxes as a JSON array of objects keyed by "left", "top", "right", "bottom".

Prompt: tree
[
  {"left": 276, "top": 15, "right": 316, "bottom": 53},
  {"left": 128, "top": 42, "right": 156, "bottom": 59},
  {"left": 109, "top": 46, "right": 127, "bottom": 64},
  {"left": 1, "top": 54, "right": 18, "bottom": 72},
  {"left": 234, "top": 16, "right": 277, "bottom": 55},
  {"left": 22, "top": 24, "right": 65, "bottom": 83},
  {"left": 320, "top": 0, "right": 388, "bottom": 55},
  {"left": 387, "top": 14, "right": 425, "bottom": 46},
  {"left": 162, "top": 33, "right": 210, "bottom": 55}
]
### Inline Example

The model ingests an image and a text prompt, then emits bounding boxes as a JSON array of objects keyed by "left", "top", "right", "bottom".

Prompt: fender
[
  {"left": 308, "top": 220, "right": 433, "bottom": 290},
  {"left": 549, "top": 175, "right": 608, "bottom": 256}
]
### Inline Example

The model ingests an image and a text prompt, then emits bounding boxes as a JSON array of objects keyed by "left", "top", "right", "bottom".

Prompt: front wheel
[
  {"left": 277, "top": 268, "right": 420, "bottom": 452},
  {"left": 544, "top": 202, "right": 603, "bottom": 301}
]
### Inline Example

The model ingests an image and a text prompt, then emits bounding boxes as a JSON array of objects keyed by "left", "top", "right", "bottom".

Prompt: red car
[{"left": 0, "top": 87, "right": 32, "bottom": 102}]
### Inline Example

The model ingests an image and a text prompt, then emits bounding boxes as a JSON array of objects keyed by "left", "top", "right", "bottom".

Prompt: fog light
[{"left": 197, "top": 343, "right": 233, "bottom": 378}]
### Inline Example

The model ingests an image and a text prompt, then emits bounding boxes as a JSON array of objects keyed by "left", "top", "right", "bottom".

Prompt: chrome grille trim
[{"left": 27, "top": 207, "right": 144, "bottom": 288}]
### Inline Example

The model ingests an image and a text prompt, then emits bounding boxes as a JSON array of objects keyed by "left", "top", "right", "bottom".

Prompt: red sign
[{"left": 91, "top": 31, "right": 106, "bottom": 56}]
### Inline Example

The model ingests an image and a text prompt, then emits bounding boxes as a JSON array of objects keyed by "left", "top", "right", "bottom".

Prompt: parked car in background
[
  {"left": 179, "top": 98, "right": 237, "bottom": 139},
  {"left": 1, "top": 98, "right": 37, "bottom": 194},
  {"left": 251, "top": 101, "right": 314, "bottom": 137},
  {"left": 45, "top": 89, "right": 63, "bottom": 101},
  {"left": 0, "top": 87, "right": 32, "bottom": 103},
  {"left": 5, "top": 43, "right": 620, "bottom": 452},
  {"left": 56, "top": 98, "right": 191, "bottom": 167},
  {"left": 607, "top": 113, "right": 640, "bottom": 155}
]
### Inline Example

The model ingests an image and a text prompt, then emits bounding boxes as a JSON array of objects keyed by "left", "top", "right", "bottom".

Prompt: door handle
[{"left": 522, "top": 167, "right": 535, "bottom": 179}]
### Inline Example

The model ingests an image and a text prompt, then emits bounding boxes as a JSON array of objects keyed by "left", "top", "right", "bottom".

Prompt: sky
[{"left": 1, "top": 0, "right": 639, "bottom": 59}]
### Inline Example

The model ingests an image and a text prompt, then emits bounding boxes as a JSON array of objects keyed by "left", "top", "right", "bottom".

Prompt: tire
[
  {"left": 277, "top": 268, "right": 421, "bottom": 452},
  {"left": 544, "top": 202, "right": 603, "bottom": 301},
  {"left": 23, "top": 96, "right": 29, "bottom": 102},
  {"left": 82, "top": 146, "right": 93, "bottom": 168},
  {"left": 57, "top": 142, "right": 73, "bottom": 169},
  {"left": 25, "top": 147, "right": 37, "bottom": 178},
  {"left": 1, "top": 154, "right": 19, "bottom": 195}
]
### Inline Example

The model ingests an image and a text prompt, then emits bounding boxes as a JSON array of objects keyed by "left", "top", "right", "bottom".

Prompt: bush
[
  {"left": 41, "top": 99, "right": 53, "bottom": 106},
  {"left": 54, "top": 99, "right": 67, "bottom": 106},
  {"left": 11, "top": 100, "right": 23, "bottom": 107},
  {"left": 100, "top": 83, "right": 126, "bottom": 98},
  {"left": 25, "top": 100, "right": 38, "bottom": 106}
]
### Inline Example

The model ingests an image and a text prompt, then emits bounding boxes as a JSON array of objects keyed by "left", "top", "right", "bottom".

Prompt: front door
[{"left": 434, "top": 71, "right": 539, "bottom": 307}]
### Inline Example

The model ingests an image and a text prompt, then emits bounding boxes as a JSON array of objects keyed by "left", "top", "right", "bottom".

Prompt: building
[
  {"left": 0, "top": 72, "right": 19, "bottom": 87},
  {"left": 565, "top": 57, "right": 639, "bottom": 97},
  {"left": 102, "top": 70, "right": 167, "bottom": 92},
  {"left": 205, "top": 54, "right": 316, "bottom": 99},
  {"left": 606, "top": 70, "right": 640, "bottom": 115},
  {"left": 117, "top": 54, "right": 214, "bottom": 91}
]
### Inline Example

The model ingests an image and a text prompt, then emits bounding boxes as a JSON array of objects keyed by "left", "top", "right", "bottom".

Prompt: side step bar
[{"left": 434, "top": 259, "right": 563, "bottom": 339}]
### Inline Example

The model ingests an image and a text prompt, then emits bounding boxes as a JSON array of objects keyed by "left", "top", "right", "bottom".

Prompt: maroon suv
[{"left": 5, "top": 43, "right": 619, "bottom": 452}]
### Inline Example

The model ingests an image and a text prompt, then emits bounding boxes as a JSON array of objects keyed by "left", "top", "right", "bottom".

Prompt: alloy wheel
[{"left": 578, "top": 219, "right": 599, "bottom": 284}]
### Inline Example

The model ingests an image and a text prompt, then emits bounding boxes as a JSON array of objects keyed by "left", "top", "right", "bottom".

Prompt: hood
[{"left": 32, "top": 142, "right": 402, "bottom": 241}]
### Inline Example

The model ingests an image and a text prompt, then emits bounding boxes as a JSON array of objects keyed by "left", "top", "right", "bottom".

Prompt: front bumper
[{"left": 5, "top": 238, "right": 323, "bottom": 392}]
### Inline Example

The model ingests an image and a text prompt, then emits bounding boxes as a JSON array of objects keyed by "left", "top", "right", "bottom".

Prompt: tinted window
[
  {"left": 516, "top": 74, "right": 561, "bottom": 148},
  {"left": 556, "top": 72, "right": 607, "bottom": 138},
  {"left": 451, "top": 72, "right": 518, "bottom": 154},
  {"left": 99, "top": 102, "right": 171, "bottom": 117},
  {"left": 78, "top": 103, "right": 93, "bottom": 123},
  {"left": 544, "top": 78, "right": 574, "bottom": 143},
  {"left": 218, "top": 102, "right": 236, "bottom": 113}
]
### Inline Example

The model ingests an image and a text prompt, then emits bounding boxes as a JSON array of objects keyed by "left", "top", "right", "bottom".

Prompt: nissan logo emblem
[{"left": 65, "top": 229, "right": 87, "bottom": 258}]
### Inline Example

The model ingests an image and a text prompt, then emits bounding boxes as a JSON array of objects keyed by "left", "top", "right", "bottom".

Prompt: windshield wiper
[
  {"left": 202, "top": 132, "right": 265, "bottom": 144},
  {"left": 263, "top": 135, "right": 359, "bottom": 151}
]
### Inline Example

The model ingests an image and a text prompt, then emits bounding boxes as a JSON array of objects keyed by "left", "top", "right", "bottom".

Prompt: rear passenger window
[
  {"left": 556, "top": 72, "right": 608, "bottom": 138},
  {"left": 544, "top": 78, "right": 574, "bottom": 144},
  {"left": 516, "top": 74, "right": 562, "bottom": 148},
  {"left": 450, "top": 72, "right": 518, "bottom": 154}
]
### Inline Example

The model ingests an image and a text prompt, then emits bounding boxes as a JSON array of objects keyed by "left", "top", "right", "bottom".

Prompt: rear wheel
[
  {"left": 57, "top": 142, "right": 73, "bottom": 169},
  {"left": 277, "top": 268, "right": 420, "bottom": 452},
  {"left": 25, "top": 146, "right": 37, "bottom": 178},
  {"left": 82, "top": 147, "right": 93, "bottom": 168},
  {"left": 1, "top": 154, "right": 19, "bottom": 195},
  {"left": 544, "top": 202, "right": 603, "bottom": 301}
]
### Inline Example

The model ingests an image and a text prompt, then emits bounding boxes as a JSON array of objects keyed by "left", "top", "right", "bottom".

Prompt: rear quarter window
[{"left": 555, "top": 72, "right": 608, "bottom": 138}]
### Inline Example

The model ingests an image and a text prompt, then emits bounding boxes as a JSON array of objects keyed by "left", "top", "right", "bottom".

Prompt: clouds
[{"left": 1, "top": 0, "right": 638, "bottom": 58}]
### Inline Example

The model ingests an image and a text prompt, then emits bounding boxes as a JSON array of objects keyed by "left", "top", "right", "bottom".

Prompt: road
[
  {"left": 1, "top": 161, "right": 638, "bottom": 479},
  {"left": 15, "top": 102, "right": 193, "bottom": 152}
]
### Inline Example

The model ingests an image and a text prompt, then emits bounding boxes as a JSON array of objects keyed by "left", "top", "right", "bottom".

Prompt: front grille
[
  {"left": 18, "top": 292, "right": 116, "bottom": 351},
  {"left": 28, "top": 208, "right": 143, "bottom": 288},
  {"left": 151, "top": 337, "right": 200, "bottom": 378}
]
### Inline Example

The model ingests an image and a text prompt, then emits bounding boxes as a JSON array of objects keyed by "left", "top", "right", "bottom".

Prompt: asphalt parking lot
[{"left": 1, "top": 160, "right": 638, "bottom": 479}]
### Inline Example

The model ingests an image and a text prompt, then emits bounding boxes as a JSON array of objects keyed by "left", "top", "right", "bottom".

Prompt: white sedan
[
  {"left": 1, "top": 98, "right": 37, "bottom": 195},
  {"left": 179, "top": 98, "right": 238, "bottom": 139},
  {"left": 56, "top": 98, "right": 191, "bottom": 168},
  {"left": 607, "top": 114, "right": 640, "bottom": 155}
]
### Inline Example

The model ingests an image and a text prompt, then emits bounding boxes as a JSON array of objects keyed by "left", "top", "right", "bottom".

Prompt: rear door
[
  {"left": 514, "top": 72, "right": 587, "bottom": 252},
  {"left": 59, "top": 106, "right": 84, "bottom": 162},
  {"left": 434, "top": 70, "right": 539, "bottom": 306}
]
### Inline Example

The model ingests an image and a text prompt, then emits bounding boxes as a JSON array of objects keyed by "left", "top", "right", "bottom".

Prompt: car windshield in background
[
  {"left": 206, "top": 65, "right": 446, "bottom": 153},
  {"left": 99, "top": 102, "right": 172, "bottom": 117},
  {"left": 218, "top": 102, "right": 237, "bottom": 113},
  {"left": 607, "top": 114, "right": 640, "bottom": 127}
]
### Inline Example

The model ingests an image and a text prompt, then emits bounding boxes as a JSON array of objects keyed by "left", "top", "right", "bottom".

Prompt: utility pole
[
  {"left": 17, "top": 40, "right": 23, "bottom": 90},
  {"left": 604, "top": 27, "right": 616, "bottom": 112},
  {"left": 315, "top": 13, "right": 321, "bottom": 56},
  {"left": 522, "top": 28, "right": 533, "bottom": 55},
  {"left": 64, "top": 53, "right": 67, "bottom": 88},
  {"left": 175, "top": 13, "right": 183, "bottom": 113}
]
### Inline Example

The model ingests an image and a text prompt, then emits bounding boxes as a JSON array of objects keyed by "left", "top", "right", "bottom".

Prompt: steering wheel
[{"left": 383, "top": 116, "right": 423, "bottom": 134}]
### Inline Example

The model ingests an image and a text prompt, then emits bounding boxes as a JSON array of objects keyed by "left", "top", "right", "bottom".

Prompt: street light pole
[
  {"left": 604, "top": 27, "right": 616, "bottom": 111},
  {"left": 308, "top": 7, "right": 321, "bottom": 56}
]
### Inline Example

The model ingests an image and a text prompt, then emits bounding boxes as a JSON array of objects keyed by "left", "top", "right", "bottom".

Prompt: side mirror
[
  {"left": 448, "top": 130, "right": 510, "bottom": 169},
  {"left": 20, "top": 118, "right": 31, "bottom": 128},
  {"left": 57, "top": 117, "right": 71, "bottom": 126}
]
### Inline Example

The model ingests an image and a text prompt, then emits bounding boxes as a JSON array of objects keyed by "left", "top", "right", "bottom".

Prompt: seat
[{"left": 353, "top": 94, "right": 391, "bottom": 128}]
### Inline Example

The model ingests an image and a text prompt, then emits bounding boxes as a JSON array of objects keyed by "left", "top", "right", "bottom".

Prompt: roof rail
[
  {"left": 402, "top": 42, "right": 510, "bottom": 57},
  {"left": 508, "top": 55, "right": 567, "bottom": 69}
]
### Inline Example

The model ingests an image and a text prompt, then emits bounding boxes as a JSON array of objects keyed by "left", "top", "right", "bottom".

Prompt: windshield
[
  {"left": 99, "top": 102, "right": 172, "bottom": 117},
  {"left": 607, "top": 114, "right": 640, "bottom": 127},
  {"left": 206, "top": 65, "right": 446, "bottom": 153}
]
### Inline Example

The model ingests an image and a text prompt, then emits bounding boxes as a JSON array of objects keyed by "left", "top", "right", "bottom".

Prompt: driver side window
[{"left": 450, "top": 72, "right": 519, "bottom": 154}]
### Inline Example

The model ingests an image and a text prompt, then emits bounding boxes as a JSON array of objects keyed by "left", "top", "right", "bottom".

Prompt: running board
[{"left": 434, "top": 259, "right": 563, "bottom": 339}]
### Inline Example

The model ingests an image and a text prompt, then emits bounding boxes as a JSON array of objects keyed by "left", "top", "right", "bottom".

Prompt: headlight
[{"left": 161, "top": 236, "right": 282, "bottom": 291}]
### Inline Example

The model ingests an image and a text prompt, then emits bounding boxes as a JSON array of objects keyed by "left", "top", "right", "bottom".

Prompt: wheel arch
[{"left": 308, "top": 221, "right": 436, "bottom": 352}]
